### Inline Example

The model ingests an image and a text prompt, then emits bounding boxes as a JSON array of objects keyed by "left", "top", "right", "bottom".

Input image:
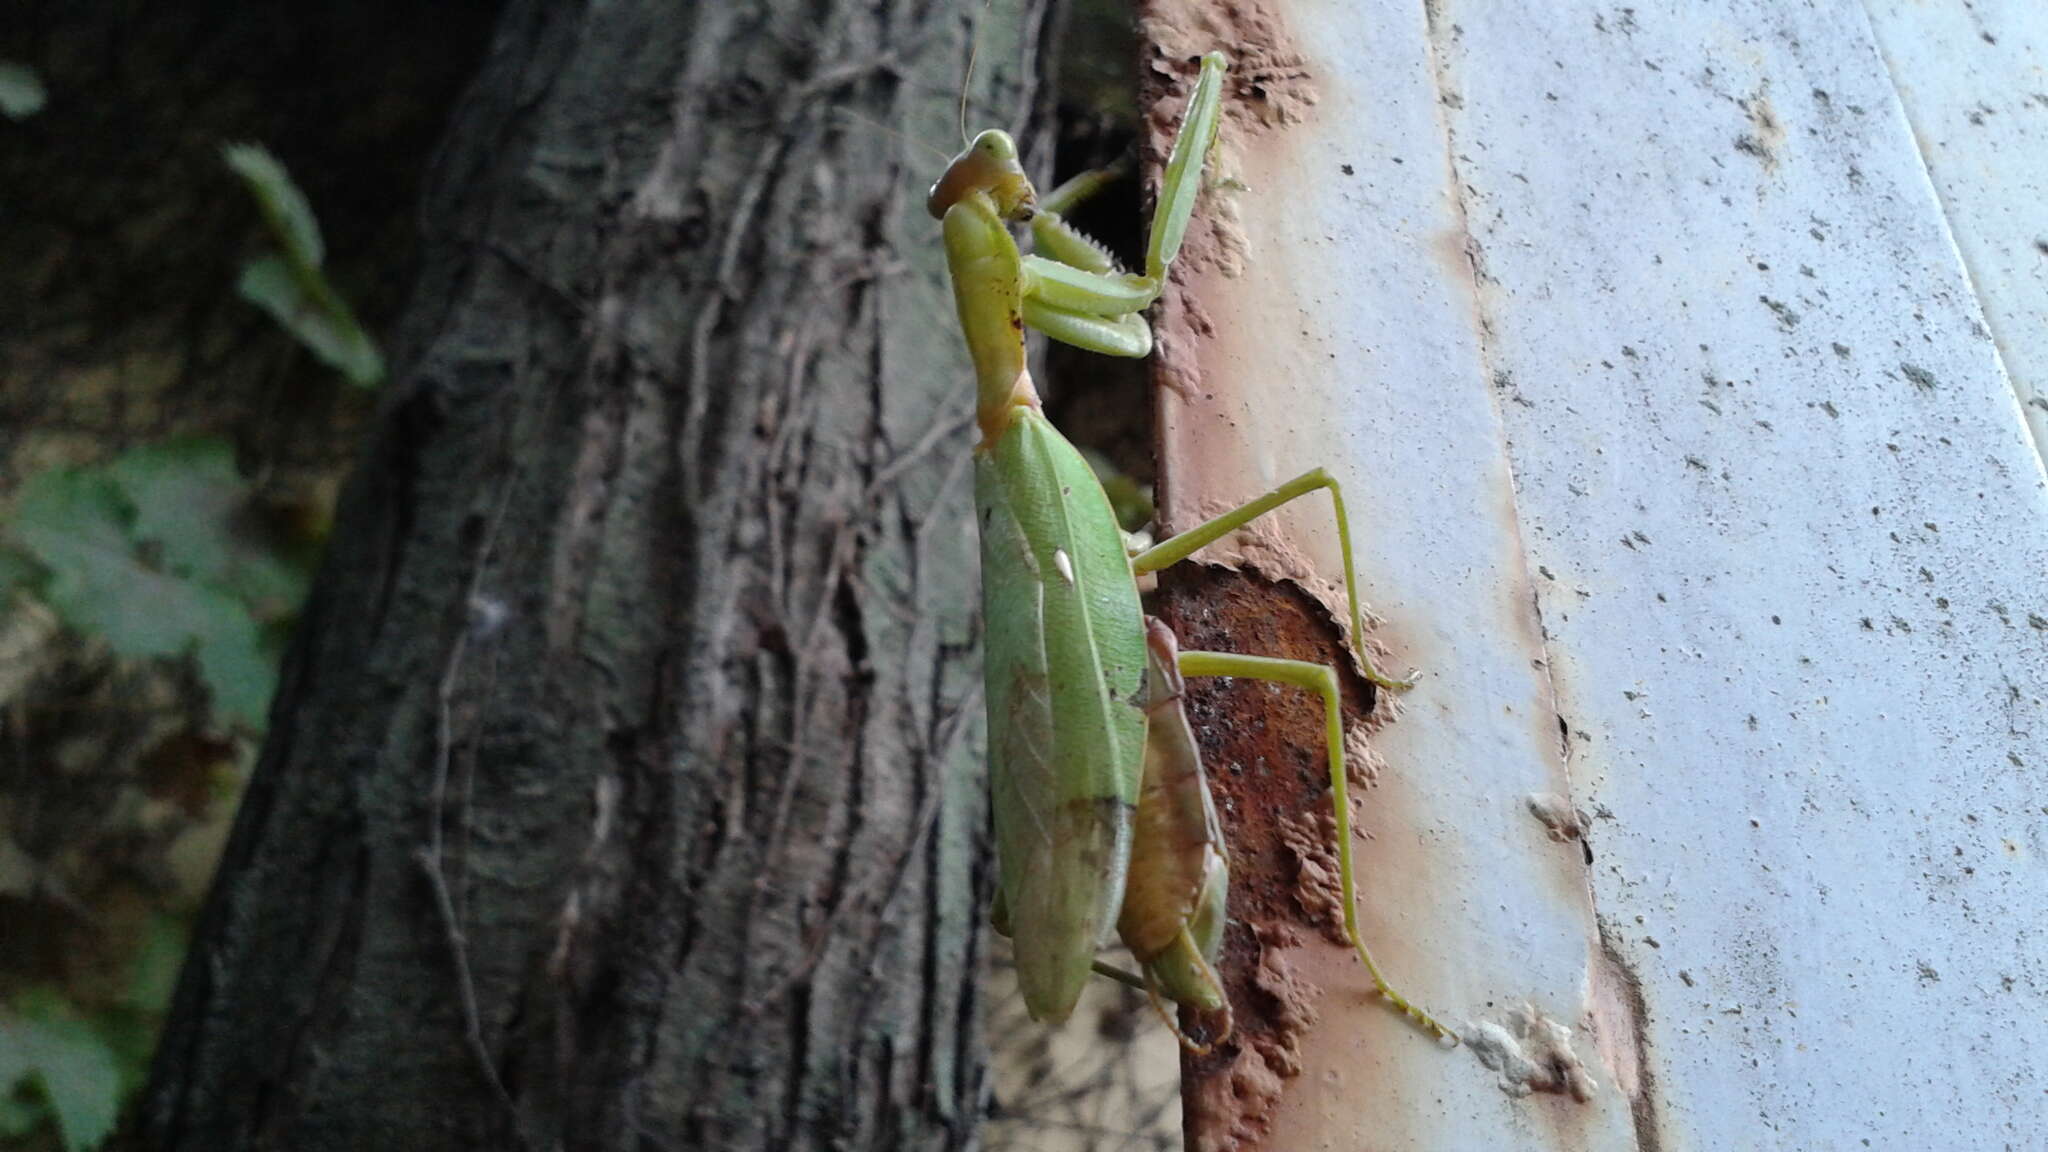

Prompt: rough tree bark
[{"left": 134, "top": 1, "right": 1058, "bottom": 1148}]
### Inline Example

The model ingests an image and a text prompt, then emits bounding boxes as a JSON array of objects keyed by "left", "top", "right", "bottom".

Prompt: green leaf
[
  {"left": 125, "top": 915, "right": 189, "bottom": 1014},
  {"left": 8, "top": 462, "right": 278, "bottom": 727},
  {"left": 220, "top": 142, "right": 323, "bottom": 269},
  {"left": 80, "top": 1009, "right": 155, "bottom": 1102},
  {"left": 105, "top": 437, "right": 311, "bottom": 609},
  {"left": 237, "top": 256, "right": 385, "bottom": 387},
  {"left": 1079, "top": 446, "right": 1155, "bottom": 533},
  {"left": 0, "top": 1088, "right": 48, "bottom": 1139},
  {"left": 0, "top": 1003, "right": 122, "bottom": 1152},
  {"left": 220, "top": 143, "right": 385, "bottom": 387},
  {"left": 0, "top": 61, "right": 45, "bottom": 119},
  {"left": 0, "top": 542, "right": 48, "bottom": 606}
]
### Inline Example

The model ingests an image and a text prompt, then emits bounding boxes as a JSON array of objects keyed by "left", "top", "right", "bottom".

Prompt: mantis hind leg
[
  {"left": 1091, "top": 959, "right": 1234, "bottom": 1055},
  {"left": 1175, "top": 648, "right": 1456, "bottom": 1044},
  {"left": 1132, "top": 469, "right": 1413, "bottom": 691}
]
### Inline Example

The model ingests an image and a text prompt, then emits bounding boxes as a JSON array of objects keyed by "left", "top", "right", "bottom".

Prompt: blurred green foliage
[
  {"left": 0, "top": 439, "right": 321, "bottom": 1150},
  {"left": 1, "top": 914, "right": 187, "bottom": 1152},
  {"left": 0, "top": 1002, "right": 121, "bottom": 1152},
  {"left": 0, "top": 119, "right": 367, "bottom": 1150},
  {"left": 1081, "top": 446, "right": 1155, "bottom": 534},
  {"left": 0, "top": 438, "right": 315, "bottom": 729},
  {"left": 223, "top": 144, "right": 384, "bottom": 387},
  {"left": 0, "top": 63, "right": 43, "bottom": 119},
  {"left": 0, "top": 438, "right": 311, "bottom": 1150}
]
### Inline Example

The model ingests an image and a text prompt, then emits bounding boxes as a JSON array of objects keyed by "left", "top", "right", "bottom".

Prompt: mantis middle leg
[{"left": 1132, "top": 468, "right": 1412, "bottom": 690}]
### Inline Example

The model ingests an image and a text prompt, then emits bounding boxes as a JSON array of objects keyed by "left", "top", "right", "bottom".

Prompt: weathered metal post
[{"left": 1139, "top": 1, "right": 2048, "bottom": 1148}]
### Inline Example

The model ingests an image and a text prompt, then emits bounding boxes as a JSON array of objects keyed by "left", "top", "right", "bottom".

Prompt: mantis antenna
[
  {"left": 831, "top": 106, "right": 953, "bottom": 165},
  {"left": 958, "top": 0, "right": 995, "bottom": 148}
]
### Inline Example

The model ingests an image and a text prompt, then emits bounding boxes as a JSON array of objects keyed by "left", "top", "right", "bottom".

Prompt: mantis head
[{"left": 927, "top": 129, "right": 1035, "bottom": 221}]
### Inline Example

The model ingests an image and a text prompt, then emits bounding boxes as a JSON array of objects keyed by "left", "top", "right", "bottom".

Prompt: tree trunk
[{"left": 135, "top": 1, "right": 1055, "bottom": 1147}]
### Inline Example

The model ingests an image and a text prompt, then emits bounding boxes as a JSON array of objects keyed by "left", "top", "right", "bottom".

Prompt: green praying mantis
[{"left": 929, "top": 51, "right": 1455, "bottom": 1050}]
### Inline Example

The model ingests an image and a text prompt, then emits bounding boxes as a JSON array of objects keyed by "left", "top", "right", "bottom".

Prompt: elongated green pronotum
[{"left": 932, "top": 51, "right": 1454, "bottom": 1046}]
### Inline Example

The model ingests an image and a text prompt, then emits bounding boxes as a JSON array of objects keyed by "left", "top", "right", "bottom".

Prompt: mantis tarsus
[{"left": 931, "top": 51, "right": 1455, "bottom": 1049}]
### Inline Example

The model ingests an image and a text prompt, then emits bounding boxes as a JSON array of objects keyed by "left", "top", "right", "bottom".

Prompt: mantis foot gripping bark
[{"left": 932, "top": 51, "right": 1455, "bottom": 1049}]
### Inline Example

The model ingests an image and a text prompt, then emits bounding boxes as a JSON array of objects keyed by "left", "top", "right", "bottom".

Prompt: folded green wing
[{"left": 976, "top": 409, "right": 1147, "bottom": 1023}]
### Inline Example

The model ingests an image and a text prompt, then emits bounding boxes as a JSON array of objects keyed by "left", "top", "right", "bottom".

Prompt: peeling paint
[
  {"left": 1526, "top": 791, "right": 1589, "bottom": 842},
  {"left": 1181, "top": 920, "right": 1326, "bottom": 1152},
  {"left": 1467, "top": 1002, "right": 1597, "bottom": 1103},
  {"left": 1276, "top": 803, "right": 1349, "bottom": 949},
  {"left": 1145, "top": 0, "right": 1611, "bottom": 1144},
  {"left": 1341, "top": 723, "right": 1383, "bottom": 788}
]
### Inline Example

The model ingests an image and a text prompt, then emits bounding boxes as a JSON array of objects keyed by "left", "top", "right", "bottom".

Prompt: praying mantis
[{"left": 930, "top": 50, "right": 1455, "bottom": 1049}]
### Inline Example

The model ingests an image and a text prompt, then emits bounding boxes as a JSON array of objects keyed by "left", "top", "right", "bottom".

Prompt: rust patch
[
  {"left": 1158, "top": 486, "right": 1408, "bottom": 689},
  {"left": 1180, "top": 921, "right": 1326, "bottom": 1152},
  {"left": 1154, "top": 564, "right": 1395, "bottom": 1149}
]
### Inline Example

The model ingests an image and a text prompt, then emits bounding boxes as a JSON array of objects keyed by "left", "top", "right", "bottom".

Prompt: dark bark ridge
[{"left": 138, "top": 1, "right": 1056, "bottom": 1148}]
